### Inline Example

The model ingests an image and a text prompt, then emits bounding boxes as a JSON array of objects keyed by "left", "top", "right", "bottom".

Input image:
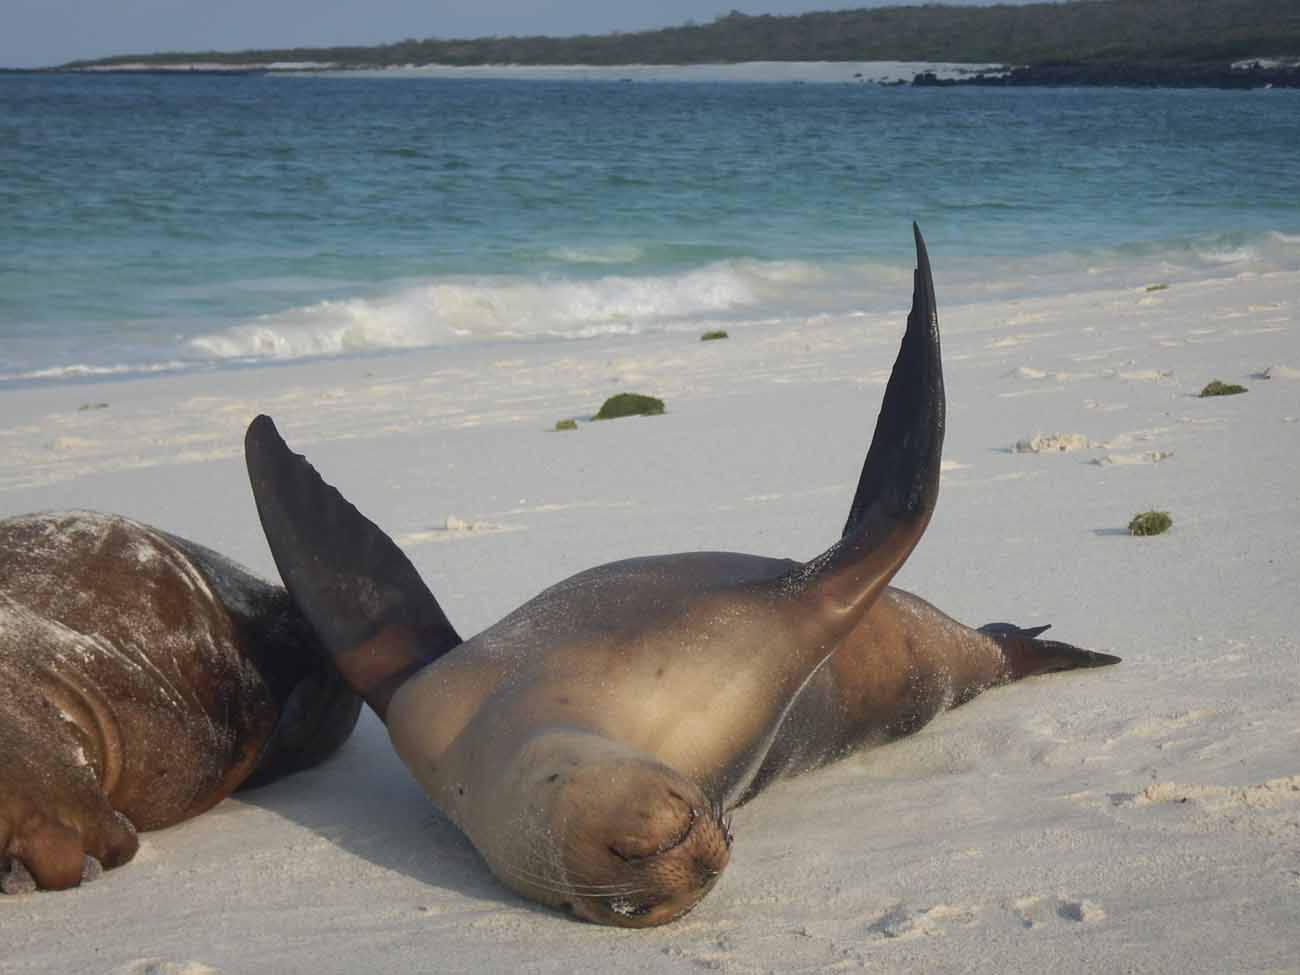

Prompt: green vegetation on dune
[{"left": 63, "top": 1, "right": 1300, "bottom": 70}]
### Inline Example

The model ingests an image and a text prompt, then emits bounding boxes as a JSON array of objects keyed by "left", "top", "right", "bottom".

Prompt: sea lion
[
  {"left": 243, "top": 226, "right": 1119, "bottom": 927},
  {"left": 0, "top": 512, "right": 361, "bottom": 893}
]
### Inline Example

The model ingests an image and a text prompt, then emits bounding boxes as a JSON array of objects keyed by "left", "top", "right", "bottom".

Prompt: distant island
[{"left": 59, "top": 0, "right": 1300, "bottom": 88}]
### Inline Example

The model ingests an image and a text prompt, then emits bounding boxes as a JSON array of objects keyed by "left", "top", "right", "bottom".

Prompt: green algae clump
[
  {"left": 1128, "top": 511, "right": 1172, "bottom": 536},
  {"left": 554, "top": 419, "right": 578, "bottom": 431},
  {"left": 594, "top": 393, "right": 665, "bottom": 420},
  {"left": 701, "top": 329, "right": 729, "bottom": 341},
  {"left": 1199, "top": 380, "right": 1247, "bottom": 397}
]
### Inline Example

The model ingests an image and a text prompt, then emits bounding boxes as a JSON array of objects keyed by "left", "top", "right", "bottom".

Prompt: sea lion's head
[{"left": 478, "top": 730, "right": 732, "bottom": 928}]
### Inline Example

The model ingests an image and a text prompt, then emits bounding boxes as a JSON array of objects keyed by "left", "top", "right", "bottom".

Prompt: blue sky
[{"left": 1, "top": 1, "right": 1043, "bottom": 69}]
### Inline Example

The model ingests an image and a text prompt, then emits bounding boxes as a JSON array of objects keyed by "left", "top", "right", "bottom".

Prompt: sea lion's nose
[{"left": 607, "top": 787, "right": 695, "bottom": 861}]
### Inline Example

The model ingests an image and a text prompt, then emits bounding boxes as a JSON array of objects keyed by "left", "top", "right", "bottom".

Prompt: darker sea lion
[
  {"left": 0, "top": 512, "right": 361, "bottom": 893},
  {"left": 243, "top": 226, "right": 1119, "bottom": 927}
]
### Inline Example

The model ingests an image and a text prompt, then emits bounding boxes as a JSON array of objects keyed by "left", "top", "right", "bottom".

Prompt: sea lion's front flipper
[
  {"left": 839, "top": 224, "right": 943, "bottom": 542},
  {"left": 793, "top": 224, "right": 944, "bottom": 623},
  {"left": 245, "top": 415, "right": 461, "bottom": 719}
]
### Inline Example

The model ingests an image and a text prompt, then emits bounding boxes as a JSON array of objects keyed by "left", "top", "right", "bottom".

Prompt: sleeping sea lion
[
  {"left": 242, "top": 226, "right": 1118, "bottom": 927},
  {"left": 0, "top": 512, "right": 361, "bottom": 893}
]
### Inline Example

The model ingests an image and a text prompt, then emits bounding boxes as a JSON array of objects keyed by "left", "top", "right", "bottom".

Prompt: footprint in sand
[
  {"left": 1256, "top": 364, "right": 1300, "bottom": 381},
  {"left": 1079, "top": 425, "right": 1175, "bottom": 464},
  {"left": 1111, "top": 368, "right": 1174, "bottom": 382},
  {"left": 1104, "top": 775, "right": 1300, "bottom": 844},
  {"left": 865, "top": 903, "right": 975, "bottom": 941},
  {"left": 1089, "top": 450, "right": 1173, "bottom": 466},
  {"left": 1010, "top": 896, "right": 1105, "bottom": 929},
  {"left": 1006, "top": 365, "right": 1073, "bottom": 382},
  {"left": 1004, "top": 311, "right": 1050, "bottom": 326},
  {"left": 1111, "top": 775, "right": 1300, "bottom": 813},
  {"left": 1012, "top": 433, "right": 1093, "bottom": 454},
  {"left": 111, "top": 962, "right": 220, "bottom": 975},
  {"left": 395, "top": 517, "right": 519, "bottom": 547},
  {"left": 1084, "top": 399, "right": 1128, "bottom": 413}
]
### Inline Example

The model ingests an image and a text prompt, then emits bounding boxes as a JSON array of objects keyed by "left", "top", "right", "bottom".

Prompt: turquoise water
[{"left": 2, "top": 72, "right": 1298, "bottom": 383}]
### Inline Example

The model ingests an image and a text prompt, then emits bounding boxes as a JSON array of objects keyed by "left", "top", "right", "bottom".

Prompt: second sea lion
[{"left": 0, "top": 511, "right": 361, "bottom": 893}]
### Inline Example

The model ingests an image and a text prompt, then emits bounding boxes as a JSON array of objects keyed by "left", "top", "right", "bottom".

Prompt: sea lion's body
[
  {"left": 244, "top": 227, "right": 1119, "bottom": 927},
  {"left": 389, "top": 560, "right": 1011, "bottom": 816},
  {"left": 0, "top": 512, "right": 360, "bottom": 892},
  {"left": 383, "top": 554, "right": 1103, "bottom": 924}
]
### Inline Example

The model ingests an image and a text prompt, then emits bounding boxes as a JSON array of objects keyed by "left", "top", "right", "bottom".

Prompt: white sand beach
[{"left": 3, "top": 264, "right": 1298, "bottom": 973}]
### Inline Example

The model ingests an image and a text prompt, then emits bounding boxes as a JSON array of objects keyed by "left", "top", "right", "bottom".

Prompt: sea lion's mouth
[{"left": 607, "top": 896, "right": 658, "bottom": 919}]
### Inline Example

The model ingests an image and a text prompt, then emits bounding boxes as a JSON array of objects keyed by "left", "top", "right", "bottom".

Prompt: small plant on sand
[
  {"left": 1199, "top": 380, "right": 1247, "bottom": 397},
  {"left": 700, "top": 329, "right": 729, "bottom": 341},
  {"left": 1128, "top": 510, "right": 1172, "bottom": 536},
  {"left": 594, "top": 393, "right": 665, "bottom": 420},
  {"left": 554, "top": 418, "right": 578, "bottom": 432}
]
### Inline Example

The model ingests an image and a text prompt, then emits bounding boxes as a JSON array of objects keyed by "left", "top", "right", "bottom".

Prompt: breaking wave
[{"left": 186, "top": 259, "right": 853, "bottom": 361}]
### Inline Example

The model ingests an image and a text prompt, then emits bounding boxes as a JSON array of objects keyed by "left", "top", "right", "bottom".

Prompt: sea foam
[{"left": 187, "top": 260, "right": 845, "bottom": 361}]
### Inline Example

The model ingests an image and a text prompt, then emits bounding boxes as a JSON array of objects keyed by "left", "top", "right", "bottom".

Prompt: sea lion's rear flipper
[
  {"left": 977, "top": 621, "right": 1051, "bottom": 640},
  {"left": 791, "top": 224, "right": 944, "bottom": 625},
  {"left": 978, "top": 621, "right": 1122, "bottom": 678},
  {"left": 245, "top": 415, "right": 461, "bottom": 719}
]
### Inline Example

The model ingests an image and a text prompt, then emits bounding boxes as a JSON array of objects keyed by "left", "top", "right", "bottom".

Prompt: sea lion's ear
[
  {"left": 792, "top": 224, "right": 944, "bottom": 621},
  {"left": 245, "top": 415, "right": 462, "bottom": 719}
]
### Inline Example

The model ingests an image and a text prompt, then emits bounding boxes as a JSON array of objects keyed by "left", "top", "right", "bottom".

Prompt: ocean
[{"left": 2, "top": 71, "right": 1297, "bottom": 386}]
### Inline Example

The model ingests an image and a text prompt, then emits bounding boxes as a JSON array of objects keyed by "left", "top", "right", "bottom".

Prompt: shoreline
[
  {"left": 13, "top": 58, "right": 1300, "bottom": 88},
  {"left": 6, "top": 232, "right": 1300, "bottom": 393},
  {"left": 35, "top": 60, "right": 1000, "bottom": 85},
  {"left": 4, "top": 264, "right": 1296, "bottom": 494}
]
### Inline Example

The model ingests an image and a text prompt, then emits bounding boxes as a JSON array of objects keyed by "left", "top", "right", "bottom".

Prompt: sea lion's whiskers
[
  {"left": 526, "top": 841, "right": 667, "bottom": 901},
  {"left": 710, "top": 797, "right": 735, "bottom": 848},
  {"left": 513, "top": 843, "right": 641, "bottom": 893},
  {"left": 495, "top": 860, "right": 653, "bottom": 899},
  {"left": 511, "top": 858, "right": 649, "bottom": 894}
]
